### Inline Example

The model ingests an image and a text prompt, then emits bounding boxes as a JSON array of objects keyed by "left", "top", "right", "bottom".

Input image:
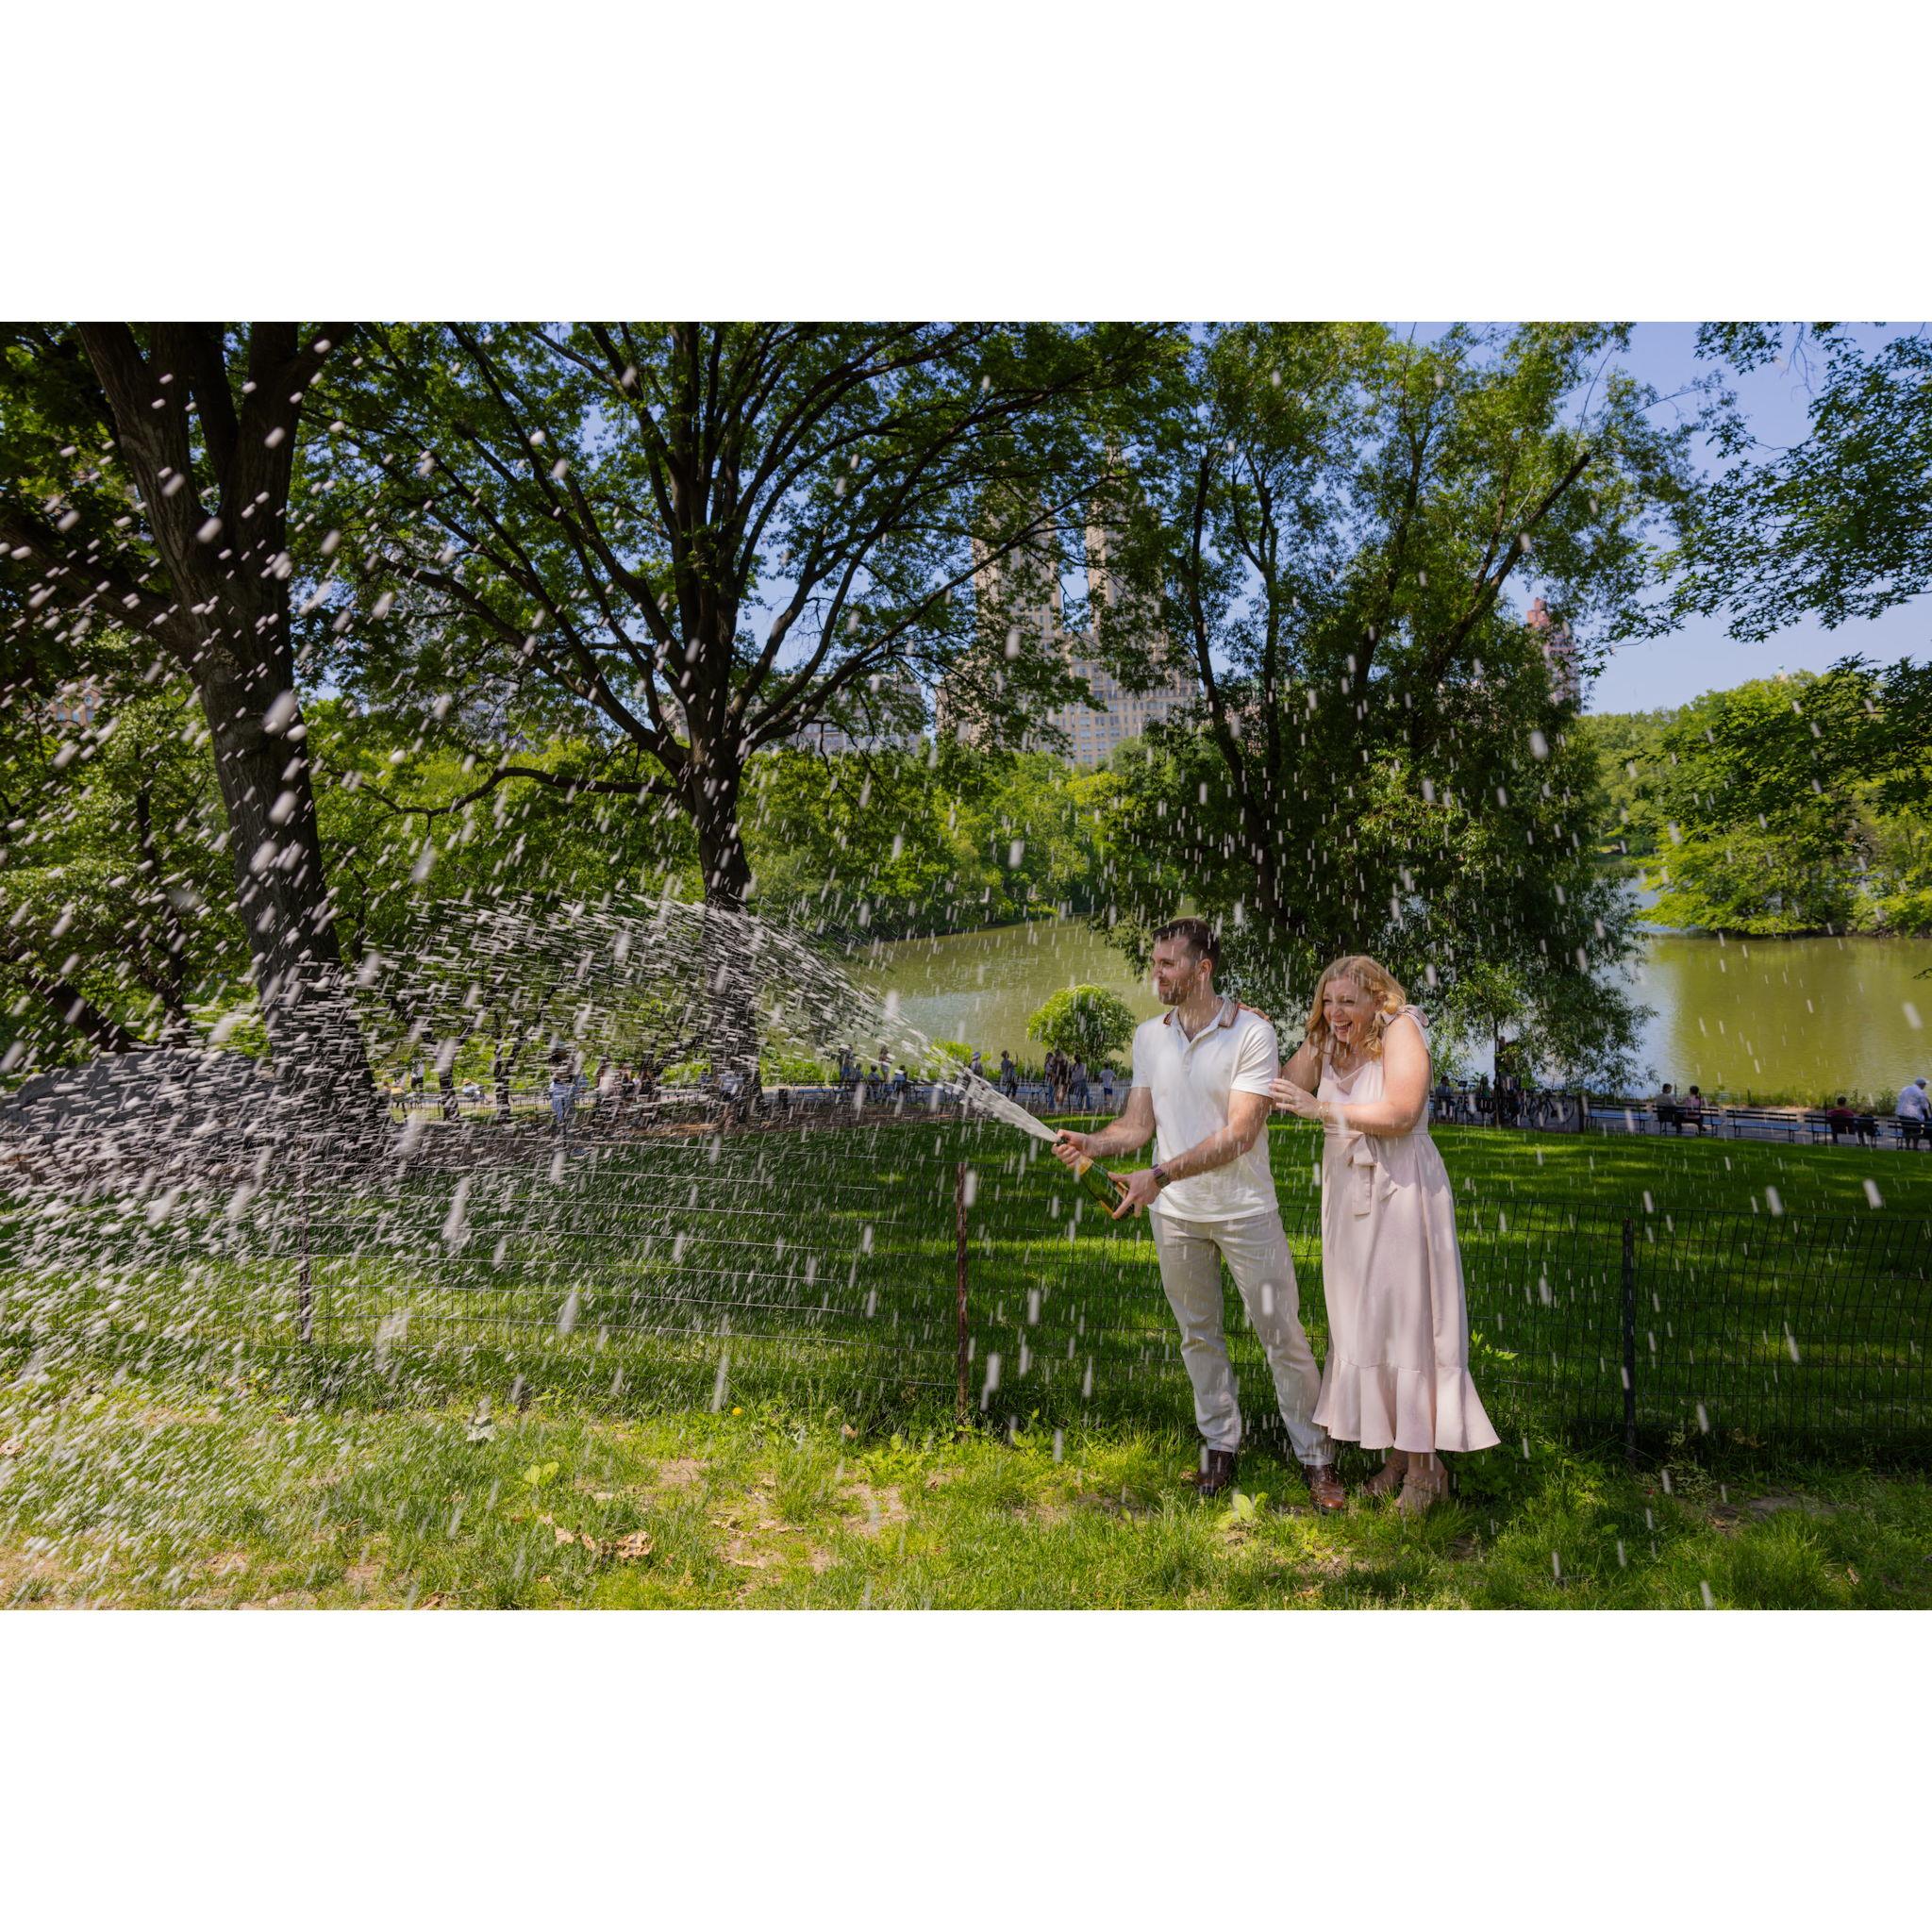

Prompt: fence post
[
  {"left": 1620, "top": 1215, "right": 1638, "bottom": 1467},
  {"left": 296, "top": 1184, "right": 314, "bottom": 1345},
  {"left": 955, "top": 1160, "right": 970, "bottom": 1435}
]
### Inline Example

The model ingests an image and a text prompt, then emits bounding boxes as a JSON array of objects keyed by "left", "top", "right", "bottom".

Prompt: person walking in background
[
  {"left": 1272, "top": 955, "right": 1500, "bottom": 1512},
  {"left": 999, "top": 1050, "right": 1019, "bottom": 1100},
  {"left": 1101, "top": 1063, "right": 1116, "bottom": 1111},
  {"left": 1071, "top": 1058, "right": 1091, "bottom": 1109},
  {"left": 1050, "top": 919, "right": 1344, "bottom": 1511},
  {"left": 1896, "top": 1075, "right": 1929, "bottom": 1148}
]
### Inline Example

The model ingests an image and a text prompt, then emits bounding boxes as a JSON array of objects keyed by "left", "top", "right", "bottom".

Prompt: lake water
[{"left": 856, "top": 920, "right": 1932, "bottom": 1102}]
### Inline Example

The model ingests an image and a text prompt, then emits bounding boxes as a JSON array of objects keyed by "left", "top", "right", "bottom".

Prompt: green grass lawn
[
  {"left": 2, "top": 1354, "right": 1924, "bottom": 1608},
  {"left": 3, "top": 1120, "right": 1928, "bottom": 1607}
]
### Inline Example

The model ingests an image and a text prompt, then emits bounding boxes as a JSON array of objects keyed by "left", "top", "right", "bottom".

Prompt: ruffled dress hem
[{"left": 1314, "top": 1353, "right": 1502, "bottom": 1455}]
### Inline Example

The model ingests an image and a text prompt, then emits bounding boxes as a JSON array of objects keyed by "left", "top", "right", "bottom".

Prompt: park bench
[{"left": 1586, "top": 1099, "right": 1718, "bottom": 1137}]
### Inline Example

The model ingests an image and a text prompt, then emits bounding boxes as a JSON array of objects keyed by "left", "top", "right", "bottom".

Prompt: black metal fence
[{"left": 3, "top": 1116, "right": 1927, "bottom": 1463}]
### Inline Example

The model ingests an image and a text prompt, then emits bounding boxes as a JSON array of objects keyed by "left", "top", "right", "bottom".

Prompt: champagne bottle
[{"left": 1072, "top": 1153, "right": 1129, "bottom": 1218}]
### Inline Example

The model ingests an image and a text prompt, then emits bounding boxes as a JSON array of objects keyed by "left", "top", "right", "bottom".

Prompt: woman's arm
[{"left": 1279, "top": 1036, "right": 1322, "bottom": 1092}]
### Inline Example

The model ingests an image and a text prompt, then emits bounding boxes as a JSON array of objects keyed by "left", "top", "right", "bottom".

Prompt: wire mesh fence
[{"left": 3, "top": 1114, "right": 1926, "bottom": 1463}]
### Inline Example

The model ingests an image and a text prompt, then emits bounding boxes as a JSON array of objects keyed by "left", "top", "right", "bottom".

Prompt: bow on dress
[{"left": 1334, "top": 1124, "right": 1398, "bottom": 1217}]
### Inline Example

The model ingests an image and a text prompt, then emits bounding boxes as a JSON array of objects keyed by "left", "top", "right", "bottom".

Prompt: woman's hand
[{"left": 1270, "top": 1076, "right": 1325, "bottom": 1123}]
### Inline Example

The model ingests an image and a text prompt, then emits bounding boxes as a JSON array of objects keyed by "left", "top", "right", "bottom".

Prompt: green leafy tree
[
  {"left": 1683, "top": 325, "right": 1932, "bottom": 640},
  {"left": 304, "top": 322, "right": 1169, "bottom": 1081},
  {"left": 0, "top": 323, "right": 373, "bottom": 1108},
  {"left": 1026, "top": 985, "right": 1137, "bottom": 1066},
  {"left": 1574, "top": 707, "right": 1678, "bottom": 857},
  {"left": 1637, "top": 658, "right": 1932, "bottom": 935},
  {"left": 741, "top": 741, "right": 1125, "bottom": 942},
  {"left": 1094, "top": 324, "right": 1692, "bottom": 1075},
  {"left": 0, "top": 672, "right": 252, "bottom": 1074}
]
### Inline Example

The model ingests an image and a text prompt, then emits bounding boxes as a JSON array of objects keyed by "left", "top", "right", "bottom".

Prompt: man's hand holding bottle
[{"left": 1054, "top": 1129, "right": 1153, "bottom": 1220}]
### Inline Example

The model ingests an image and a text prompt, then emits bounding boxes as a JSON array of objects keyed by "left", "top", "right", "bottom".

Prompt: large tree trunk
[
  {"left": 68, "top": 324, "right": 378, "bottom": 1127},
  {"left": 199, "top": 646, "right": 372, "bottom": 1120},
  {"left": 693, "top": 773, "right": 762, "bottom": 1124}
]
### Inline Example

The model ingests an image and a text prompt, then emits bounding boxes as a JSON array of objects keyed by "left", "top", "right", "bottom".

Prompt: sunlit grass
[
  {"left": 1, "top": 1347, "right": 1923, "bottom": 1608},
  {"left": 2, "top": 1117, "right": 1926, "bottom": 1607}
]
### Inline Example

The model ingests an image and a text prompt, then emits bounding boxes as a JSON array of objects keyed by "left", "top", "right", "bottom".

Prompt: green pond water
[{"left": 856, "top": 920, "right": 1932, "bottom": 1102}]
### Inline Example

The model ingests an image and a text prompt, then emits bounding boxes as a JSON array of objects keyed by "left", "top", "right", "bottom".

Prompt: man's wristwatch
[{"left": 1150, "top": 1165, "right": 1172, "bottom": 1190}]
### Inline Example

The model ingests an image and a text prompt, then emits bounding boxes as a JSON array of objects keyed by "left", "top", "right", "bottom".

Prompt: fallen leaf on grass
[
  {"left": 0, "top": 1441, "right": 24, "bottom": 1457},
  {"left": 541, "top": 1518, "right": 655, "bottom": 1562}
]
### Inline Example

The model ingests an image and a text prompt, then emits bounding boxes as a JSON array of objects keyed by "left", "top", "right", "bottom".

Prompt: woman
[{"left": 1272, "top": 956, "right": 1500, "bottom": 1510}]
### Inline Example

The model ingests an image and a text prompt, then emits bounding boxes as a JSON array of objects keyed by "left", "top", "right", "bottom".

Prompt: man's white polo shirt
[{"left": 1130, "top": 995, "right": 1279, "bottom": 1222}]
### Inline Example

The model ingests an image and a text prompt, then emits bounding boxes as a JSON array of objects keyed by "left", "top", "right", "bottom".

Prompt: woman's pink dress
[{"left": 1310, "top": 1008, "right": 1500, "bottom": 1455}]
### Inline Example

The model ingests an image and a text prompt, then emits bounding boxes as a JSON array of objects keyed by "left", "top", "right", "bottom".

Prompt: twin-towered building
[
  {"left": 936, "top": 508, "right": 1200, "bottom": 766},
  {"left": 786, "top": 503, "right": 1200, "bottom": 765}
]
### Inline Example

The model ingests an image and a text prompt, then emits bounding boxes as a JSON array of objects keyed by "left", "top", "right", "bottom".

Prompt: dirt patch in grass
[
  {"left": 0, "top": 1545, "right": 84, "bottom": 1605},
  {"left": 1707, "top": 1491, "right": 1840, "bottom": 1532},
  {"left": 840, "top": 1481, "right": 908, "bottom": 1535},
  {"left": 652, "top": 1457, "right": 706, "bottom": 1490}
]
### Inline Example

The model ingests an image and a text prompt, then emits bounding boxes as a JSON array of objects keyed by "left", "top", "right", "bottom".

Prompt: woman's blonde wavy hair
[{"left": 1304, "top": 955, "right": 1408, "bottom": 1061}]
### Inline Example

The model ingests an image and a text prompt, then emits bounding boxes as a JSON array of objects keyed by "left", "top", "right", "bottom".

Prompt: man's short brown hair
[{"left": 1152, "top": 917, "right": 1219, "bottom": 968}]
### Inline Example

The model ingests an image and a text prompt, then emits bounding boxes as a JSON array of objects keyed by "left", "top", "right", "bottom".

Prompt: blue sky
[{"left": 1565, "top": 323, "right": 1927, "bottom": 715}]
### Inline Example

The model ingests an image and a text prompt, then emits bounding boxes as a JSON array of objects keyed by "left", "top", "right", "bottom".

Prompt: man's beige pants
[{"left": 1149, "top": 1208, "right": 1332, "bottom": 1466}]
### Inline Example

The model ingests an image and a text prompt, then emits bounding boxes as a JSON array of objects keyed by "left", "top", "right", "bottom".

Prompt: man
[
  {"left": 1655, "top": 1082, "right": 1680, "bottom": 1135},
  {"left": 998, "top": 1050, "right": 1018, "bottom": 1100},
  {"left": 547, "top": 1058, "right": 580, "bottom": 1135},
  {"left": 1896, "top": 1075, "right": 1930, "bottom": 1149},
  {"left": 1053, "top": 919, "right": 1343, "bottom": 1510}
]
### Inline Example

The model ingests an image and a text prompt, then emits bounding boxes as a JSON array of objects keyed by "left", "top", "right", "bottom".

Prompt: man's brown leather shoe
[
  {"left": 1303, "top": 1462, "right": 1347, "bottom": 1513},
  {"left": 1196, "top": 1448, "right": 1239, "bottom": 1498}
]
